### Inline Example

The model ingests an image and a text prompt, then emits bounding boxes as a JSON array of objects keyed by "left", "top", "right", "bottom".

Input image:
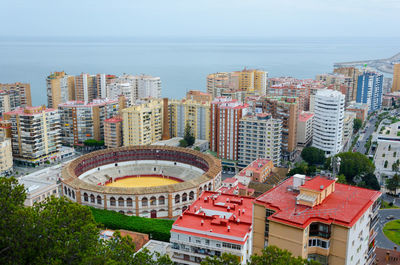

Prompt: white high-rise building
[
  {"left": 312, "top": 89, "right": 345, "bottom": 156},
  {"left": 137, "top": 75, "right": 161, "bottom": 99}
]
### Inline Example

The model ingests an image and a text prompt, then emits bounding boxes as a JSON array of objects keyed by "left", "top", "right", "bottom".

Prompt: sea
[{"left": 0, "top": 36, "right": 399, "bottom": 106}]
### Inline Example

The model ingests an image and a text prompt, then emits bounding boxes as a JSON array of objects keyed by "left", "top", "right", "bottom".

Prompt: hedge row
[{"left": 90, "top": 207, "right": 174, "bottom": 242}]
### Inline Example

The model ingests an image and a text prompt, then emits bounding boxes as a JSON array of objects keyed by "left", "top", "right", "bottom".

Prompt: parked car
[{"left": 386, "top": 215, "right": 395, "bottom": 220}]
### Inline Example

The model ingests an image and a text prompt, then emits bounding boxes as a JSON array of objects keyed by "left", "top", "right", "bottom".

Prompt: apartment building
[
  {"left": 236, "top": 158, "right": 274, "bottom": 183},
  {"left": 46, "top": 71, "right": 75, "bottom": 108},
  {"left": 169, "top": 99, "right": 210, "bottom": 141},
  {"left": 258, "top": 96, "right": 299, "bottom": 160},
  {"left": 136, "top": 74, "right": 161, "bottom": 99},
  {"left": 74, "top": 73, "right": 98, "bottom": 103},
  {"left": 0, "top": 90, "right": 11, "bottom": 116},
  {"left": 122, "top": 99, "right": 163, "bottom": 146},
  {"left": 346, "top": 103, "right": 369, "bottom": 123},
  {"left": 186, "top": 90, "right": 212, "bottom": 102},
  {"left": 392, "top": 64, "right": 400, "bottom": 92},
  {"left": 107, "top": 79, "right": 136, "bottom": 106},
  {"left": 333, "top": 67, "right": 361, "bottom": 102},
  {"left": 297, "top": 111, "right": 314, "bottom": 146},
  {"left": 4, "top": 106, "right": 61, "bottom": 165},
  {"left": 342, "top": 112, "right": 356, "bottom": 152},
  {"left": 210, "top": 97, "right": 249, "bottom": 161},
  {"left": 356, "top": 71, "right": 384, "bottom": 112},
  {"left": 207, "top": 72, "right": 231, "bottom": 98},
  {"left": 207, "top": 69, "right": 267, "bottom": 99},
  {"left": 313, "top": 89, "right": 345, "bottom": 156},
  {"left": 58, "top": 99, "right": 119, "bottom": 146},
  {"left": 0, "top": 138, "right": 13, "bottom": 176},
  {"left": 252, "top": 175, "right": 381, "bottom": 265},
  {"left": 238, "top": 113, "right": 281, "bottom": 167},
  {"left": 104, "top": 116, "right": 123, "bottom": 148},
  {"left": 316, "top": 73, "right": 355, "bottom": 106},
  {"left": 170, "top": 191, "right": 254, "bottom": 264},
  {"left": 0, "top": 82, "right": 32, "bottom": 109}
]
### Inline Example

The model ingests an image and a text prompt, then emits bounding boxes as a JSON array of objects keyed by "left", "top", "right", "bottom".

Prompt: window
[
  {"left": 308, "top": 239, "right": 330, "bottom": 249},
  {"left": 97, "top": 195, "right": 102, "bottom": 205},
  {"left": 265, "top": 209, "right": 275, "bottom": 237},
  {"left": 142, "top": 197, "right": 148, "bottom": 207},
  {"left": 150, "top": 196, "right": 157, "bottom": 206},
  {"left": 110, "top": 197, "right": 116, "bottom": 206},
  {"left": 83, "top": 193, "right": 88, "bottom": 202},
  {"left": 126, "top": 198, "right": 133, "bottom": 207},
  {"left": 175, "top": 194, "right": 180, "bottom": 204},
  {"left": 90, "top": 194, "right": 95, "bottom": 203},
  {"left": 159, "top": 196, "right": 165, "bottom": 205}
]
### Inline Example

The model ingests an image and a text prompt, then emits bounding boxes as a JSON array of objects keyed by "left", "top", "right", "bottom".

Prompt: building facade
[
  {"left": 342, "top": 112, "right": 356, "bottom": 152},
  {"left": 170, "top": 191, "right": 254, "bottom": 264},
  {"left": 252, "top": 175, "right": 381, "bottom": 265},
  {"left": 0, "top": 82, "right": 32, "bottom": 109},
  {"left": 210, "top": 97, "right": 249, "bottom": 161},
  {"left": 312, "top": 89, "right": 345, "bottom": 156},
  {"left": 186, "top": 90, "right": 212, "bottom": 103},
  {"left": 392, "top": 64, "right": 400, "bottom": 93},
  {"left": 0, "top": 138, "right": 13, "bottom": 176},
  {"left": 207, "top": 72, "right": 231, "bottom": 98},
  {"left": 122, "top": 99, "right": 163, "bottom": 146},
  {"left": 0, "top": 90, "right": 11, "bottom": 116},
  {"left": 46, "top": 71, "right": 75, "bottom": 108},
  {"left": 4, "top": 106, "right": 61, "bottom": 165},
  {"left": 58, "top": 99, "right": 119, "bottom": 146},
  {"left": 258, "top": 97, "right": 299, "bottom": 160},
  {"left": 104, "top": 116, "right": 123, "bottom": 148},
  {"left": 297, "top": 112, "right": 314, "bottom": 146},
  {"left": 169, "top": 99, "right": 210, "bottom": 141},
  {"left": 356, "top": 72, "right": 384, "bottom": 112},
  {"left": 238, "top": 113, "right": 281, "bottom": 167}
]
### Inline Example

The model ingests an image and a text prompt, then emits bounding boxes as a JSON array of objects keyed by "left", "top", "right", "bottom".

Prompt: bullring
[{"left": 61, "top": 145, "right": 222, "bottom": 218}]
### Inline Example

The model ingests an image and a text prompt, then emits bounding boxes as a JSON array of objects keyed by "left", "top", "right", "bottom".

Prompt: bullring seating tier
[{"left": 80, "top": 164, "right": 203, "bottom": 185}]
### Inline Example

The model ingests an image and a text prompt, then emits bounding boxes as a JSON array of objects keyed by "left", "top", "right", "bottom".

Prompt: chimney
[
  {"left": 386, "top": 251, "right": 390, "bottom": 262},
  {"left": 227, "top": 226, "right": 230, "bottom": 232},
  {"left": 238, "top": 209, "right": 241, "bottom": 216},
  {"left": 395, "top": 246, "right": 398, "bottom": 251},
  {"left": 162, "top": 98, "right": 170, "bottom": 140},
  {"left": 227, "top": 206, "right": 230, "bottom": 212},
  {"left": 201, "top": 220, "right": 204, "bottom": 226}
]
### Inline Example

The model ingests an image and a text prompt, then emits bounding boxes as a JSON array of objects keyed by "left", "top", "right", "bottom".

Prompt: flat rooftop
[{"left": 255, "top": 176, "right": 381, "bottom": 228}]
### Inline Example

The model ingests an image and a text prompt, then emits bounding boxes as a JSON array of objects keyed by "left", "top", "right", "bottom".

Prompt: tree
[
  {"left": 392, "top": 159, "right": 400, "bottom": 173},
  {"left": 249, "top": 246, "right": 319, "bottom": 265},
  {"left": 0, "top": 177, "right": 173, "bottom": 265},
  {"left": 183, "top": 123, "right": 195, "bottom": 147},
  {"left": 201, "top": 252, "right": 241, "bottom": 265},
  {"left": 336, "top": 174, "right": 347, "bottom": 184},
  {"left": 336, "top": 152, "right": 375, "bottom": 184},
  {"left": 360, "top": 173, "right": 380, "bottom": 191},
  {"left": 179, "top": 139, "right": 188, "bottom": 147},
  {"left": 301, "top": 147, "right": 325, "bottom": 165},
  {"left": 386, "top": 174, "right": 400, "bottom": 193},
  {"left": 353, "top": 118, "right": 362, "bottom": 133}
]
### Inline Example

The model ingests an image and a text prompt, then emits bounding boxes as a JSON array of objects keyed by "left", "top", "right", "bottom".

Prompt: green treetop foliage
[
  {"left": 353, "top": 118, "right": 362, "bottom": 133},
  {"left": 336, "top": 152, "right": 375, "bottom": 183},
  {"left": 301, "top": 147, "right": 326, "bottom": 165},
  {"left": 84, "top": 139, "right": 105, "bottom": 147},
  {"left": 184, "top": 123, "right": 195, "bottom": 147},
  {"left": 200, "top": 246, "right": 320, "bottom": 265},
  {"left": 386, "top": 174, "right": 400, "bottom": 193},
  {"left": 0, "top": 177, "right": 172, "bottom": 265}
]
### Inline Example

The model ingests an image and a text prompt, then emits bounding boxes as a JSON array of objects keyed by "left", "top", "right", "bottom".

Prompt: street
[
  {"left": 376, "top": 209, "right": 400, "bottom": 249},
  {"left": 355, "top": 116, "right": 377, "bottom": 154}
]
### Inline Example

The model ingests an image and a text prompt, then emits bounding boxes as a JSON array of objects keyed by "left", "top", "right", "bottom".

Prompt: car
[{"left": 387, "top": 215, "right": 395, "bottom": 220}]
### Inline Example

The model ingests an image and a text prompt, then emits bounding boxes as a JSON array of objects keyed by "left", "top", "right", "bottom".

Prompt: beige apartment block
[
  {"left": 4, "top": 106, "right": 61, "bottom": 165},
  {"left": 253, "top": 175, "right": 381, "bottom": 265},
  {"left": 168, "top": 99, "right": 210, "bottom": 141},
  {"left": 122, "top": 99, "right": 163, "bottom": 146},
  {"left": 392, "top": 64, "right": 400, "bottom": 92},
  {"left": 46, "top": 71, "right": 76, "bottom": 108}
]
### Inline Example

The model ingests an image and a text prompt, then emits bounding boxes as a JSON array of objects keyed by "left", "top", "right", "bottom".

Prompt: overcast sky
[{"left": 1, "top": 0, "right": 400, "bottom": 38}]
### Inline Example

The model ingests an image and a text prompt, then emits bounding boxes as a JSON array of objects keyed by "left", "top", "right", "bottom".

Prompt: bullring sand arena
[
  {"left": 61, "top": 146, "right": 222, "bottom": 218},
  {"left": 105, "top": 175, "right": 181, "bottom": 188}
]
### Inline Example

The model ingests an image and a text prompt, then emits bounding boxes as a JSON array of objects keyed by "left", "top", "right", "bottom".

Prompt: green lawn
[
  {"left": 381, "top": 200, "right": 400, "bottom": 209},
  {"left": 90, "top": 207, "right": 174, "bottom": 242},
  {"left": 383, "top": 219, "right": 400, "bottom": 245}
]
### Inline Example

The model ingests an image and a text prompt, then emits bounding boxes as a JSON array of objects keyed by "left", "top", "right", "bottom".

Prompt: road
[
  {"left": 355, "top": 116, "right": 377, "bottom": 154},
  {"left": 376, "top": 209, "right": 400, "bottom": 249}
]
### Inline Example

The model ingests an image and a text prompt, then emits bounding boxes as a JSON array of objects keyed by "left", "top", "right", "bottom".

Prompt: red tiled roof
[
  {"left": 172, "top": 191, "right": 254, "bottom": 244},
  {"left": 238, "top": 159, "right": 272, "bottom": 175},
  {"left": 105, "top": 117, "right": 122, "bottom": 123},
  {"left": 255, "top": 176, "right": 381, "bottom": 228}
]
